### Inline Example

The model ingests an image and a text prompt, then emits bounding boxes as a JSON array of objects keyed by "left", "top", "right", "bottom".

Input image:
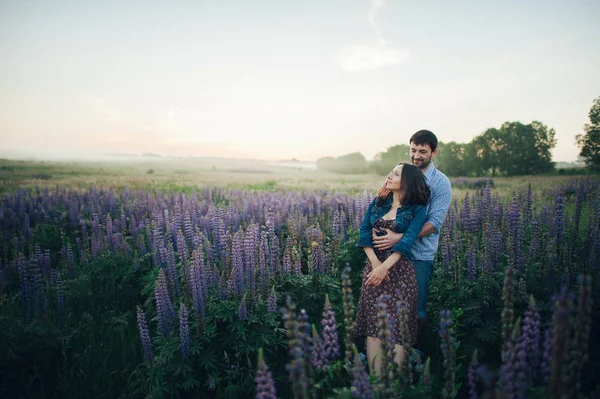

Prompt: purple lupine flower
[
  {"left": 500, "top": 319, "right": 521, "bottom": 398},
  {"left": 507, "top": 196, "right": 524, "bottom": 272},
  {"left": 523, "top": 183, "right": 533, "bottom": 224},
  {"left": 565, "top": 274, "right": 593, "bottom": 397},
  {"left": 231, "top": 231, "right": 246, "bottom": 298},
  {"left": 238, "top": 293, "right": 248, "bottom": 321},
  {"left": 155, "top": 269, "right": 175, "bottom": 336},
  {"left": 571, "top": 180, "right": 585, "bottom": 248},
  {"left": 29, "top": 255, "right": 45, "bottom": 318},
  {"left": 297, "top": 309, "right": 314, "bottom": 393},
  {"left": 17, "top": 254, "right": 30, "bottom": 322},
  {"left": 490, "top": 223, "right": 503, "bottom": 268},
  {"left": 136, "top": 305, "right": 154, "bottom": 364},
  {"left": 255, "top": 348, "right": 277, "bottom": 399},
  {"left": 501, "top": 267, "right": 515, "bottom": 354},
  {"left": 311, "top": 328, "right": 326, "bottom": 371},
  {"left": 189, "top": 249, "right": 206, "bottom": 319},
  {"left": 342, "top": 263, "right": 355, "bottom": 368},
  {"left": 321, "top": 294, "right": 340, "bottom": 361},
  {"left": 467, "top": 244, "right": 477, "bottom": 280},
  {"left": 258, "top": 230, "right": 270, "bottom": 294},
  {"left": 521, "top": 296, "right": 541, "bottom": 380},
  {"left": 282, "top": 297, "right": 306, "bottom": 399},
  {"left": 439, "top": 309, "right": 456, "bottom": 399},
  {"left": 56, "top": 271, "right": 64, "bottom": 328},
  {"left": 528, "top": 220, "right": 539, "bottom": 259},
  {"left": 339, "top": 209, "right": 348, "bottom": 241},
  {"left": 352, "top": 347, "right": 372, "bottom": 399},
  {"left": 269, "top": 233, "right": 281, "bottom": 277},
  {"left": 42, "top": 248, "right": 51, "bottom": 277},
  {"left": 460, "top": 192, "right": 472, "bottom": 232},
  {"left": 65, "top": 244, "right": 75, "bottom": 277},
  {"left": 244, "top": 224, "right": 259, "bottom": 295},
  {"left": 267, "top": 286, "right": 277, "bottom": 313},
  {"left": 441, "top": 227, "right": 454, "bottom": 273},
  {"left": 376, "top": 294, "right": 394, "bottom": 394},
  {"left": 183, "top": 211, "right": 194, "bottom": 248},
  {"left": 282, "top": 243, "right": 293, "bottom": 276},
  {"left": 513, "top": 314, "right": 529, "bottom": 398},
  {"left": 179, "top": 302, "right": 190, "bottom": 359},
  {"left": 176, "top": 229, "right": 188, "bottom": 266},
  {"left": 553, "top": 190, "right": 565, "bottom": 255},
  {"left": 468, "top": 350, "right": 478, "bottom": 399},
  {"left": 165, "top": 242, "right": 181, "bottom": 298},
  {"left": 539, "top": 326, "right": 552, "bottom": 384},
  {"left": 332, "top": 210, "right": 341, "bottom": 237},
  {"left": 309, "top": 241, "right": 324, "bottom": 274}
]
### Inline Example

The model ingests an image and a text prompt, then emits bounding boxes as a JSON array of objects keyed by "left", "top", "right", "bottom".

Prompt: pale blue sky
[{"left": 1, "top": 0, "right": 599, "bottom": 161}]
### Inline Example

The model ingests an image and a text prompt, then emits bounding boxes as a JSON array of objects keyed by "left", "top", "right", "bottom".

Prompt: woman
[{"left": 354, "top": 163, "right": 430, "bottom": 376}]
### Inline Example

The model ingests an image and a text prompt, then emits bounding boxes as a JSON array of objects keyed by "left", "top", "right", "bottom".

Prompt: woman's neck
[{"left": 391, "top": 191, "right": 403, "bottom": 207}]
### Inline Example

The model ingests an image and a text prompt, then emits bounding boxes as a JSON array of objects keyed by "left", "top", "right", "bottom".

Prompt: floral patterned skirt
[{"left": 354, "top": 222, "right": 418, "bottom": 346}]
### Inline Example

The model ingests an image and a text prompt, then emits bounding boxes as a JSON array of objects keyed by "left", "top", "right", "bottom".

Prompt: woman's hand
[
  {"left": 370, "top": 258, "right": 383, "bottom": 269},
  {"left": 365, "top": 265, "right": 389, "bottom": 286}
]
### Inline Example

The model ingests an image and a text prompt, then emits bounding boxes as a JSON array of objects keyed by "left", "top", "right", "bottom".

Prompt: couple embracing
[{"left": 354, "top": 129, "right": 452, "bottom": 375}]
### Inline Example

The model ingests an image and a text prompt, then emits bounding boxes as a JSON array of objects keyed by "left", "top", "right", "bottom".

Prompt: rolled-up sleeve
[
  {"left": 357, "top": 198, "right": 377, "bottom": 248},
  {"left": 392, "top": 205, "right": 427, "bottom": 258},
  {"left": 426, "top": 177, "right": 452, "bottom": 233}
]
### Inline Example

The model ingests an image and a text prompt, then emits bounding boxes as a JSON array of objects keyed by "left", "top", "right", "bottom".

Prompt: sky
[{"left": 1, "top": 0, "right": 599, "bottom": 162}]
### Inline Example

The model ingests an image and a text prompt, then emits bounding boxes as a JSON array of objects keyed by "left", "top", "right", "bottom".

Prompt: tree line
[{"left": 317, "top": 96, "right": 600, "bottom": 176}]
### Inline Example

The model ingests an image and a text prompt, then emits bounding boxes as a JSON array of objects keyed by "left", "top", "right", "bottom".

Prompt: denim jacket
[{"left": 356, "top": 196, "right": 427, "bottom": 261}]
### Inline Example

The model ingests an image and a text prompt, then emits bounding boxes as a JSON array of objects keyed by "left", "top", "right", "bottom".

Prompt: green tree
[
  {"left": 435, "top": 141, "right": 469, "bottom": 176},
  {"left": 576, "top": 96, "right": 600, "bottom": 170},
  {"left": 369, "top": 144, "right": 410, "bottom": 175},
  {"left": 471, "top": 128, "right": 505, "bottom": 177},
  {"left": 316, "top": 152, "right": 368, "bottom": 174},
  {"left": 470, "top": 121, "right": 556, "bottom": 176}
]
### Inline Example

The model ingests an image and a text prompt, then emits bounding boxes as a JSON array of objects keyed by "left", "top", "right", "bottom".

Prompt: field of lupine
[{"left": 0, "top": 175, "right": 599, "bottom": 398}]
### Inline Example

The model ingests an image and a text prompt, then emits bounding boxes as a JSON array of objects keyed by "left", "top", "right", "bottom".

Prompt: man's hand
[
  {"left": 365, "top": 265, "right": 389, "bottom": 286},
  {"left": 372, "top": 228, "right": 403, "bottom": 251}
]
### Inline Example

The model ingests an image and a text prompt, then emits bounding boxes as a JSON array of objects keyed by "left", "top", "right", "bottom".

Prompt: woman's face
[{"left": 385, "top": 165, "right": 403, "bottom": 191}]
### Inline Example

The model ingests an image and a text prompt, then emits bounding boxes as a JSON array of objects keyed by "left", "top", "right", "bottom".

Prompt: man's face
[{"left": 410, "top": 142, "right": 437, "bottom": 170}]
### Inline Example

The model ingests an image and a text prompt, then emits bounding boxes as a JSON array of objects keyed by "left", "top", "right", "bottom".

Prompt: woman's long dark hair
[{"left": 376, "top": 163, "right": 430, "bottom": 206}]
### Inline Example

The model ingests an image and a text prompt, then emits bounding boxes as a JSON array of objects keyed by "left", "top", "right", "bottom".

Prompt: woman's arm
[
  {"left": 365, "top": 252, "right": 401, "bottom": 286},
  {"left": 363, "top": 246, "right": 381, "bottom": 267},
  {"left": 356, "top": 198, "right": 377, "bottom": 249},
  {"left": 391, "top": 205, "right": 427, "bottom": 258}
]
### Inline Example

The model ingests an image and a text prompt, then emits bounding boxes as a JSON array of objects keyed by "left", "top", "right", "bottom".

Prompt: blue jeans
[{"left": 413, "top": 260, "right": 434, "bottom": 319}]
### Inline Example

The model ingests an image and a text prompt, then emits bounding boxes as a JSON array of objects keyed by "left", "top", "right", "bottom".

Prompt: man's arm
[
  {"left": 425, "top": 177, "right": 452, "bottom": 235},
  {"left": 417, "top": 222, "right": 436, "bottom": 238},
  {"left": 372, "top": 221, "right": 432, "bottom": 249}
]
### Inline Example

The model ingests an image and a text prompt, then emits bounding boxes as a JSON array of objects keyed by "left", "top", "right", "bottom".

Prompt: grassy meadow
[{"left": 0, "top": 157, "right": 581, "bottom": 197}]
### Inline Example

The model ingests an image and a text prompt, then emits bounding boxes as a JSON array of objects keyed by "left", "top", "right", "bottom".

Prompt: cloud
[
  {"left": 336, "top": 41, "right": 409, "bottom": 72},
  {"left": 336, "top": 0, "right": 409, "bottom": 72},
  {"left": 366, "top": 0, "right": 385, "bottom": 27}
]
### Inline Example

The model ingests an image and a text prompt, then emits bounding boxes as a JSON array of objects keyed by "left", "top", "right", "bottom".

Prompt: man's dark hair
[{"left": 410, "top": 130, "right": 438, "bottom": 152}]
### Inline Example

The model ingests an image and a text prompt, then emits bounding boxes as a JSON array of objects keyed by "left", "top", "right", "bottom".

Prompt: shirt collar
[{"left": 422, "top": 161, "right": 437, "bottom": 182}]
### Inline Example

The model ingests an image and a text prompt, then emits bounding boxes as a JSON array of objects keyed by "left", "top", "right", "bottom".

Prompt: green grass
[{"left": 0, "top": 158, "right": 588, "bottom": 198}]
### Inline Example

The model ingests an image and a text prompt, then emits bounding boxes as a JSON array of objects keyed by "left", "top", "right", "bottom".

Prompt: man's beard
[{"left": 413, "top": 158, "right": 431, "bottom": 170}]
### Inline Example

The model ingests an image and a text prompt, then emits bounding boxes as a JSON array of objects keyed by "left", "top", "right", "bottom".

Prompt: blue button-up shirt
[
  {"left": 357, "top": 195, "right": 427, "bottom": 261},
  {"left": 410, "top": 162, "right": 452, "bottom": 261}
]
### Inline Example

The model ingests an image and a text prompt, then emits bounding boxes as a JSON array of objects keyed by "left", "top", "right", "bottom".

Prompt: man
[{"left": 372, "top": 129, "right": 452, "bottom": 348}]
